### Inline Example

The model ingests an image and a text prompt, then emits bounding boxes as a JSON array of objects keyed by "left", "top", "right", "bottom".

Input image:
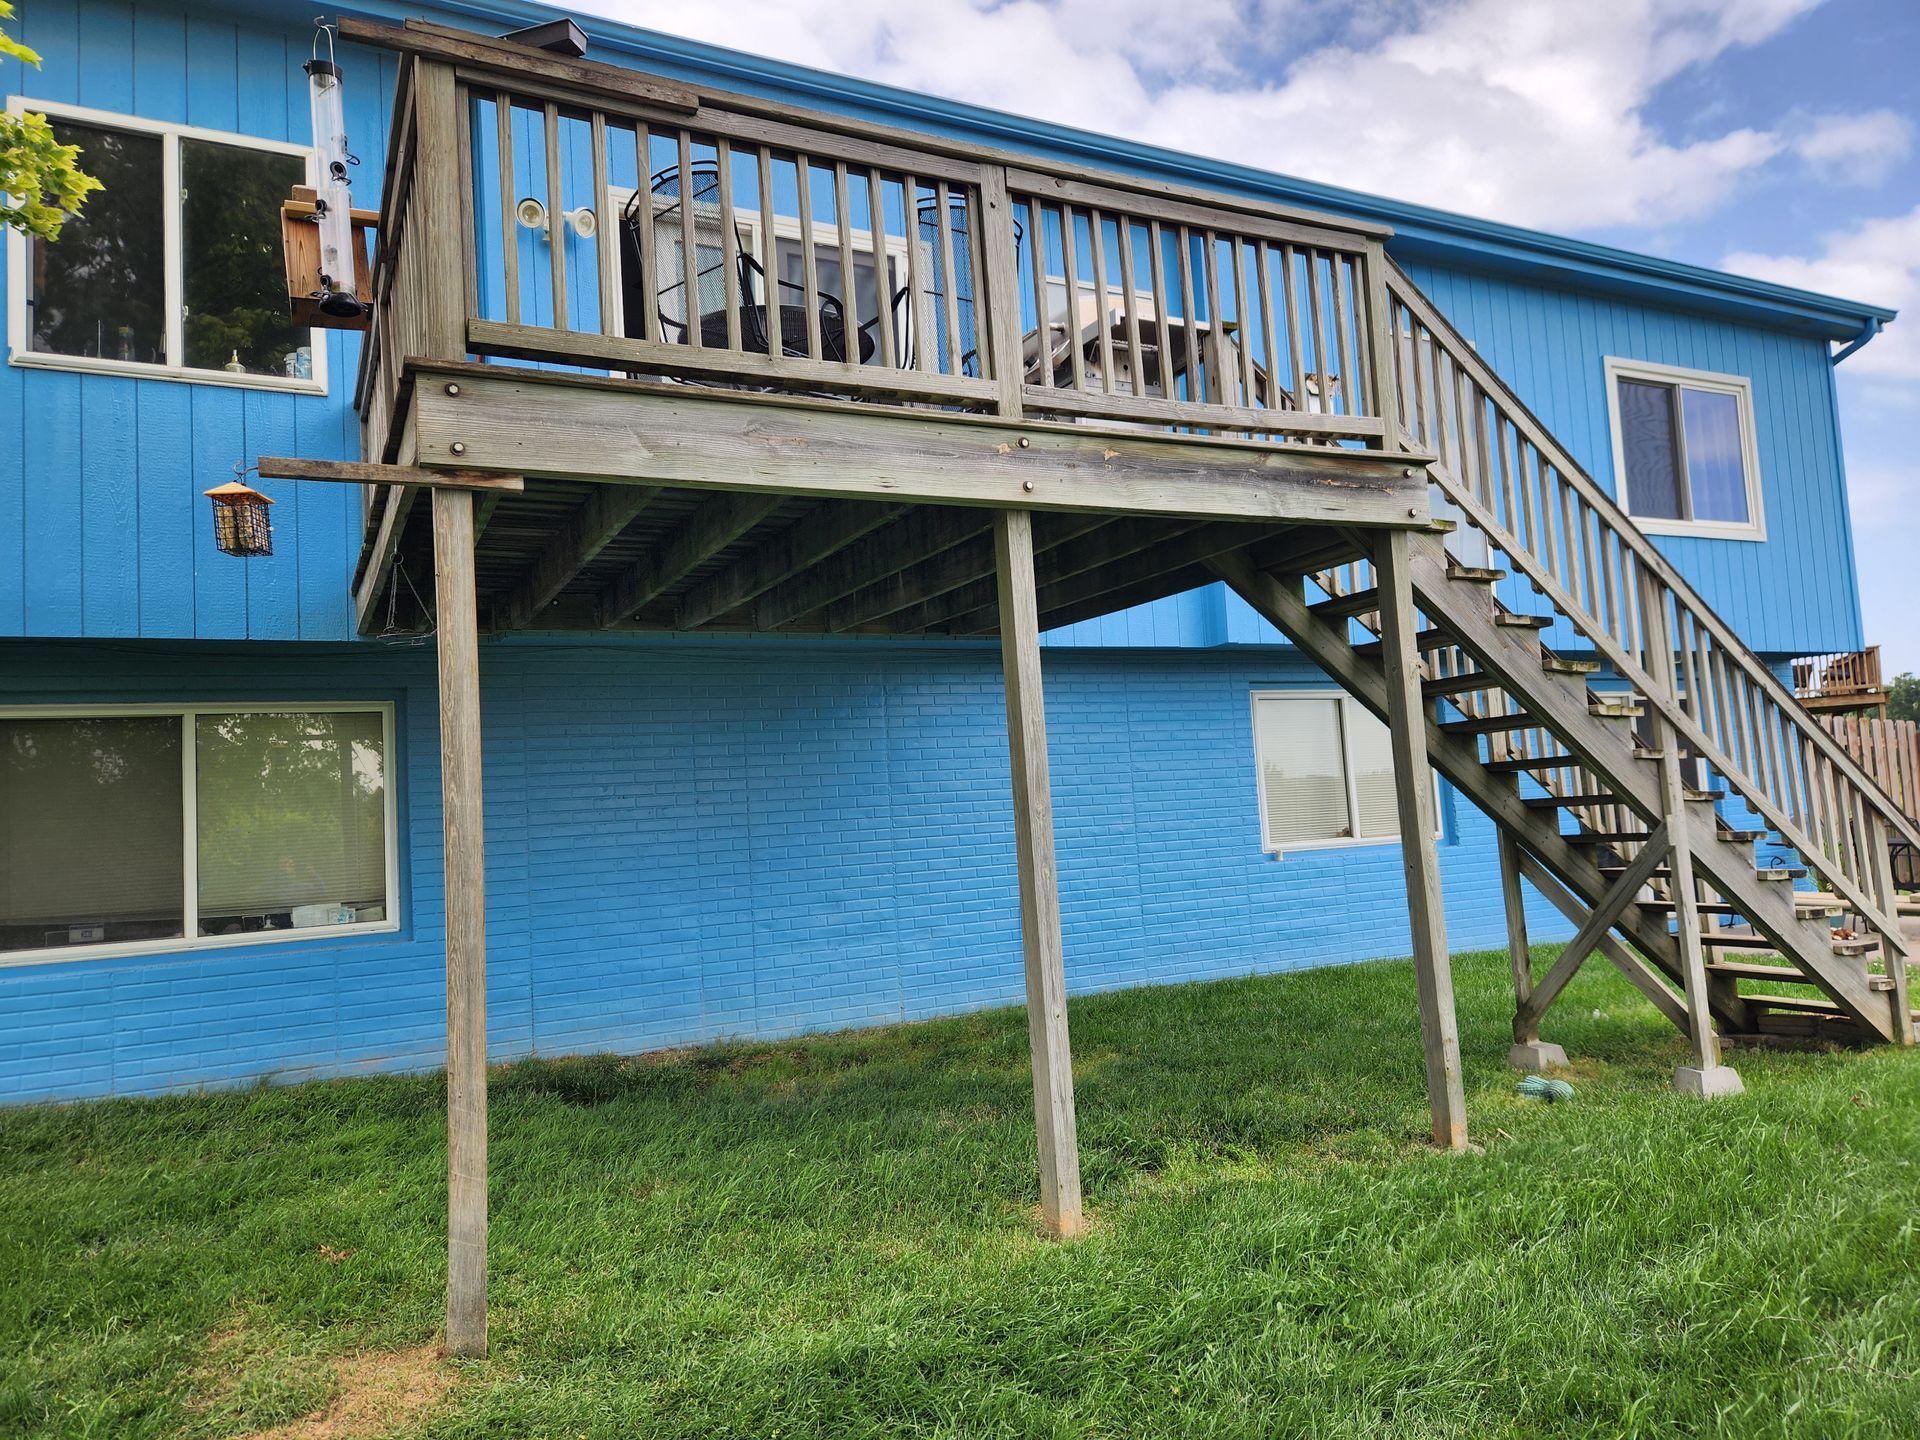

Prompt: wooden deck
[{"left": 318, "top": 18, "right": 1438, "bottom": 643}]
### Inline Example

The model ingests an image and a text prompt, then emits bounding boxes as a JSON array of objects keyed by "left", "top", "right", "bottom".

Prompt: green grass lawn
[{"left": 5, "top": 947, "right": 1920, "bottom": 1439}]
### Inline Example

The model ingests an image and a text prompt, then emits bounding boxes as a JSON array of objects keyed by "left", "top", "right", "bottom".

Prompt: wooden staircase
[{"left": 1206, "top": 261, "right": 1919, "bottom": 1060}]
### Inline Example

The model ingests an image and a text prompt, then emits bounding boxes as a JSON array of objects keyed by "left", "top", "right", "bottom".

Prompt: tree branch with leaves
[{"left": 0, "top": 1, "right": 100, "bottom": 239}]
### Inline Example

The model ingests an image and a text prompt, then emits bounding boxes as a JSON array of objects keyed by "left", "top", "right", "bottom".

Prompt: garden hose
[{"left": 1516, "top": 1074, "right": 1575, "bottom": 1103}]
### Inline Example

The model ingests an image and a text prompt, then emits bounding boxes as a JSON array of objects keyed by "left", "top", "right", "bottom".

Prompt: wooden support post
[
  {"left": 1373, "top": 529, "right": 1468, "bottom": 1149},
  {"left": 1639, "top": 568, "right": 1741, "bottom": 1098},
  {"left": 433, "top": 487, "right": 490, "bottom": 1355},
  {"left": 1500, "top": 832, "right": 1565, "bottom": 1070},
  {"left": 995, "top": 509, "right": 1085, "bottom": 1236},
  {"left": 1868, "top": 817, "right": 1914, "bottom": 1045}
]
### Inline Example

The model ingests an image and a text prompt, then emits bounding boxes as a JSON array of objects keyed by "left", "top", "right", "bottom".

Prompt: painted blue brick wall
[{"left": 0, "top": 635, "right": 1571, "bottom": 1103}]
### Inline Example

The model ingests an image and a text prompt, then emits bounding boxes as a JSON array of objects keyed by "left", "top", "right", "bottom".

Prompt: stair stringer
[
  {"left": 1394, "top": 531, "right": 1897, "bottom": 1041},
  {"left": 1205, "top": 546, "right": 1713, "bottom": 1026}
]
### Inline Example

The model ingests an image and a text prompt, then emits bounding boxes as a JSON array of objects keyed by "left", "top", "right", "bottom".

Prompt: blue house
[{"left": 3, "top": 0, "right": 1912, "bottom": 1295}]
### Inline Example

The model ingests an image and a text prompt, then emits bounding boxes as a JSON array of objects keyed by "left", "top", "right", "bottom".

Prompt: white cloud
[
  {"left": 565, "top": 0, "right": 1883, "bottom": 232},
  {"left": 1790, "top": 109, "right": 1914, "bottom": 186},
  {"left": 1723, "top": 205, "right": 1920, "bottom": 382}
]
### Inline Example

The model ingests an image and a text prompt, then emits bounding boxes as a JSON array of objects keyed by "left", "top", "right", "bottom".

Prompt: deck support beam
[
  {"left": 433, "top": 487, "right": 490, "bottom": 1355},
  {"left": 1500, "top": 834, "right": 1567, "bottom": 1070},
  {"left": 995, "top": 509, "right": 1085, "bottom": 1236},
  {"left": 1639, "top": 569, "right": 1743, "bottom": 1099},
  {"left": 1373, "top": 529, "right": 1468, "bottom": 1150}
]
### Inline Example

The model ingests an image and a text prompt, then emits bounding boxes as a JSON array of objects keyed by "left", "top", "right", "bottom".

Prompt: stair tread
[
  {"left": 1642, "top": 899, "right": 1844, "bottom": 918},
  {"left": 1439, "top": 712, "right": 1540, "bottom": 736},
  {"left": 1420, "top": 672, "right": 1501, "bottom": 698},
  {"left": 1446, "top": 564, "right": 1507, "bottom": 582},
  {"left": 1744, "top": 992, "right": 1845, "bottom": 1015},
  {"left": 1706, "top": 959, "right": 1818, "bottom": 982},
  {"left": 1495, "top": 612, "right": 1552, "bottom": 629},
  {"left": 1541, "top": 656, "right": 1603, "bottom": 674},
  {"left": 1352, "top": 631, "right": 1455, "bottom": 659},
  {"left": 1523, "top": 792, "right": 1621, "bottom": 808},
  {"left": 1309, "top": 588, "right": 1382, "bottom": 620},
  {"left": 1486, "top": 755, "right": 1582, "bottom": 773}
]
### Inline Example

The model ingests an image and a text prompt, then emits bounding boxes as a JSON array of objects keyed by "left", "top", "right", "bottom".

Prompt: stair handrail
[{"left": 1382, "top": 260, "right": 1916, "bottom": 947}]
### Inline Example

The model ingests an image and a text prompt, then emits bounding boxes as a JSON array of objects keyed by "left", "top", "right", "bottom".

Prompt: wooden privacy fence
[{"left": 1822, "top": 715, "right": 1920, "bottom": 825}]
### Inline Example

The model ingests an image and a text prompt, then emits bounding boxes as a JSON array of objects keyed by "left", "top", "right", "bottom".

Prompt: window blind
[
  {"left": 1344, "top": 706, "right": 1400, "bottom": 840},
  {"left": 1254, "top": 696, "right": 1349, "bottom": 847},
  {"left": 0, "top": 716, "right": 184, "bottom": 948}
]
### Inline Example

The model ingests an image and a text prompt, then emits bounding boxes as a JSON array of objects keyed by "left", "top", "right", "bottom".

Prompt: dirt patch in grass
[{"left": 233, "top": 1345, "right": 451, "bottom": 1440}]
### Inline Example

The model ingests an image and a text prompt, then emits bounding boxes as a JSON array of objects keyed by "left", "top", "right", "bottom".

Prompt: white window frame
[
  {"left": 0, "top": 701, "right": 399, "bottom": 967},
  {"left": 1249, "top": 689, "right": 1440, "bottom": 856},
  {"left": 5, "top": 97, "right": 328, "bottom": 395},
  {"left": 1603, "top": 356, "right": 1764, "bottom": 542}
]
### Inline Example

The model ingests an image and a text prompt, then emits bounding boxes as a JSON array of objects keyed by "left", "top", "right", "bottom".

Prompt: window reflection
[{"left": 29, "top": 122, "right": 167, "bottom": 364}]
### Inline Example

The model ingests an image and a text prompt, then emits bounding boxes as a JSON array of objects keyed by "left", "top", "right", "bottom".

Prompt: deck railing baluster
[
  {"left": 865, "top": 167, "right": 895, "bottom": 372},
  {"left": 1088, "top": 207, "right": 1115, "bottom": 395},
  {"left": 794, "top": 152, "right": 822, "bottom": 361},
  {"left": 716, "top": 142, "right": 744, "bottom": 353},
  {"left": 545, "top": 102, "right": 569, "bottom": 331}
]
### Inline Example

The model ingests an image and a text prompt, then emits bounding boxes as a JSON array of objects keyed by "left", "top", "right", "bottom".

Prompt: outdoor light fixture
[
  {"left": 515, "top": 196, "right": 596, "bottom": 240},
  {"left": 304, "top": 22, "right": 366, "bottom": 321},
  {"left": 205, "top": 465, "right": 275, "bottom": 558}
]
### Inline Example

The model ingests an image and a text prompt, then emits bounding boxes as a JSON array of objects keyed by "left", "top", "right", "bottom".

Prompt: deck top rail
[{"left": 347, "top": 25, "right": 1406, "bottom": 471}]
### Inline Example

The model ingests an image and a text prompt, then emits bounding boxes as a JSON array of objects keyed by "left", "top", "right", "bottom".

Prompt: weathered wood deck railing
[
  {"left": 1793, "top": 647, "right": 1887, "bottom": 713},
  {"left": 1381, "top": 262, "right": 1920, "bottom": 950},
  {"left": 351, "top": 45, "right": 1402, "bottom": 471}
]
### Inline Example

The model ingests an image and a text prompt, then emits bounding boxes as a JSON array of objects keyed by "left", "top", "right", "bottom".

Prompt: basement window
[
  {"left": 1604, "top": 357, "right": 1763, "bottom": 540},
  {"left": 0, "top": 705, "right": 396, "bottom": 964},
  {"left": 1250, "top": 691, "right": 1436, "bottom": 854},
  {"left": 5, "top": 98, "right": 325, "bottom": 392}
]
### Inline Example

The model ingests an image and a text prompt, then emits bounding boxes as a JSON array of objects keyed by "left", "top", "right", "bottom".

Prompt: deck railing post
[
  {"left": 994, "top": 508, "right": 1084, "bottom": 1236},
  {"left": 434, "top": 486, "right": 491, "bottom": 1355},
  {"left": 979, "top": 169, "right": 1026, "bottom": 420},
  {"left": 413, "top": 57, "right": 471, "bottom": 357},
  {"left": 1362, "top": 240, "right": 1399, "bottom": 447},
  {"left": 1373, "top": 528, "right": 1468, "bottom": 1148}
]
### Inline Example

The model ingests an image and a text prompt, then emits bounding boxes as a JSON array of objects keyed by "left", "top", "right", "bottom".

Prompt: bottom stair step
[
  {"left": 1707, "top": 960, "right": 1814, "bottom": 982},
  {"left": 1744, "top": 993, "right": 1843, "bottom": 1016}
]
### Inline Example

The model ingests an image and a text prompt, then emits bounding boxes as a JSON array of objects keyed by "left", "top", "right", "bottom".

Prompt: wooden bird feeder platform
[{"left": 281, "top": 184, "right": 378, "bottom": 331}]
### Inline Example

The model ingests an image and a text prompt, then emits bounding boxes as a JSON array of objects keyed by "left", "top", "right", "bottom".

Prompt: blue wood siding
[
  {"left": 1, "top": 0, "right": 1866, "bottom": 656},
  {"left": 1398, "top": 258, "right": 1864, "bottom": 658},
  {"left": 0, "top": 0, "right": 395, "bottom": 641}
]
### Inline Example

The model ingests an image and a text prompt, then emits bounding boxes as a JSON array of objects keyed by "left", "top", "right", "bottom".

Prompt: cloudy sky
[{"left": 571, "top": 0, "right": 1918, "bottom": 672}]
